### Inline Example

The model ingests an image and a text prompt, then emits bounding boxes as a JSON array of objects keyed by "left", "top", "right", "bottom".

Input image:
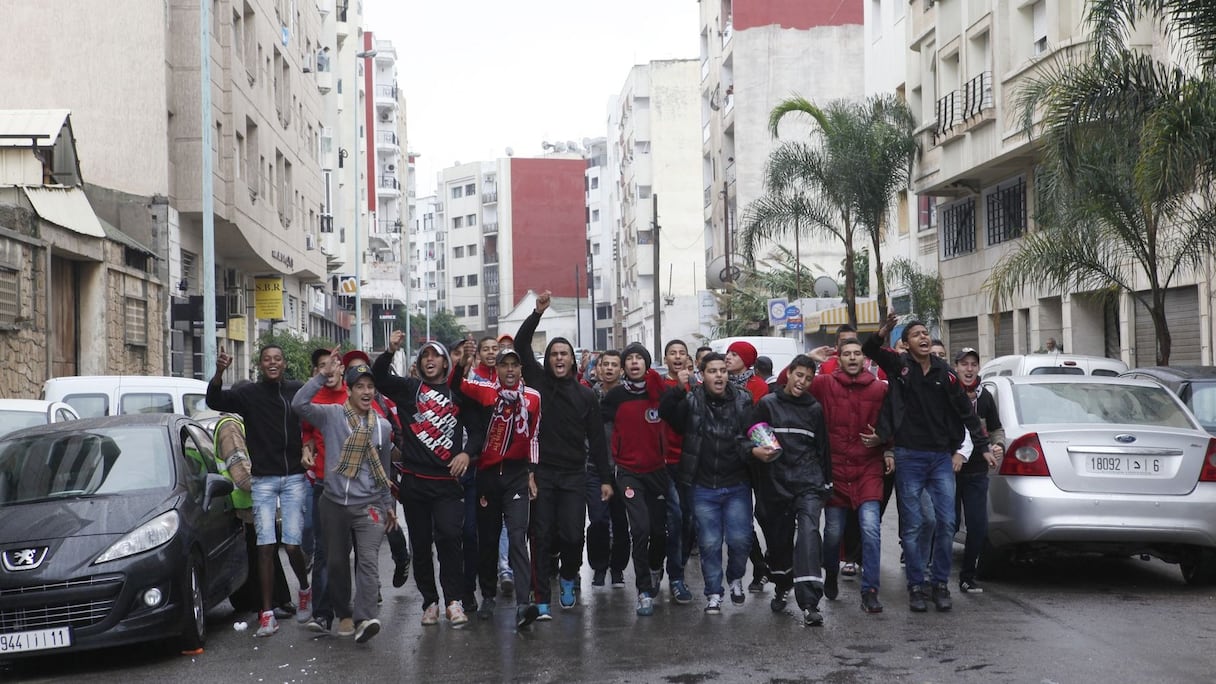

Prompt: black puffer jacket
[
  {"left": 659, "top": 383, "right": 753, "bottom": 489},
  {"left": 206, "top": 378, "right": 305, "bottom": 477},
  {"left": 515, "top": 309, "right": 612, "bottom": 481},
  {"left": 753, "top": 390, "right": 832, "bottom": 501}
]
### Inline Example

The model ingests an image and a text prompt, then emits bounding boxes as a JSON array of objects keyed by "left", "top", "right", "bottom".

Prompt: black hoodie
[
  {"left": 372, "top": 342, "right": 484, "bottom": 480},
  {"left": 206, "top": 377, "right": 305, "bottom": 477},
  {"left": 515, "top": 309, "right": 612, "bottom": 481}
]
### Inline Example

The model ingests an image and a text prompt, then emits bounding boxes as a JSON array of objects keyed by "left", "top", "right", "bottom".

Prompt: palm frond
[{"left": 768, "top": 95, "right": 829, "bottom": 139}]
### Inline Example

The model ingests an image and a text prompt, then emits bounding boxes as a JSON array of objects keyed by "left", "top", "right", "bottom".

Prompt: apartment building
[
  {"left": 0, "top": 0, "right": 346, "bottom": 381},
  {"left": 410, "top": 194, "right": 445, "bottom": 321},
  {"left": 905, "top": 0, "right": 1207, "bottom": 365},
  {"left": 699, "top": 0, "right": 865, "bottom": 295},
  {"left": 584, "top": 138, "right": 616, "bottom": 350},
  {"left": 611, "top": 61, "right": 709, "bottom": 346},
  {"left": 436, "top": 156, "right": 587, "bottom": 338}
]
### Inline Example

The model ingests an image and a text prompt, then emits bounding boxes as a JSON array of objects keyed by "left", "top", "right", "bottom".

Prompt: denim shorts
[{"left": 251, "top": 474, "right": 308, "bottom": 546}]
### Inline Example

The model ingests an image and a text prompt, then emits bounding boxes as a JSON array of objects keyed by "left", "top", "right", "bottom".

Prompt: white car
[
  {"left": 980, "top": 375, "right": 1216, "bottom": 584},
  {"left": 0, "top": 399, "right": 80, "bottom": 436}
]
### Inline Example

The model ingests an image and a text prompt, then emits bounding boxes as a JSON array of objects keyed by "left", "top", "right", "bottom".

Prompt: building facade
[{"left": 584, "top": 138, "right": 616, "bottom": 350}]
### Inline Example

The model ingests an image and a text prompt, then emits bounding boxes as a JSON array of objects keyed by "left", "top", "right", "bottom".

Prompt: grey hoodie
[{"left": 292, "top": 373, "right": 396, "bottom": 508}]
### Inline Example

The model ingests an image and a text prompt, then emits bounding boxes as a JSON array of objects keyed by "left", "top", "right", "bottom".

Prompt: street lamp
[{"left": 353, "top": 48, "right": 377, "bottom": 351}]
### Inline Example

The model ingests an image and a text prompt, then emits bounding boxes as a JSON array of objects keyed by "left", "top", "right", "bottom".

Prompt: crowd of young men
[{"left": 207, "top": 292, "right": 1003, "bottom": 639}]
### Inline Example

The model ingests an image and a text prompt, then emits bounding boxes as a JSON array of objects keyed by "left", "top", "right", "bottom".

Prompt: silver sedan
[{"left": 980, "top": 375, "right": 1216, "bottom": 584}]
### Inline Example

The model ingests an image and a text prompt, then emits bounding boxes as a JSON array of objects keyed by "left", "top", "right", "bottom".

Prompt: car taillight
[
  {"left": 1200, "top": 439, "right": 1216, "bottom": 482},
  {"left": 999, "top": 433, "right": 1051, "bottom": 476}
]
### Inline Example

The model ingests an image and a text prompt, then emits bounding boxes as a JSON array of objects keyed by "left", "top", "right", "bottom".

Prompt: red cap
[{"left": 341, "top": 350, "right": 372, "bottom": 368}]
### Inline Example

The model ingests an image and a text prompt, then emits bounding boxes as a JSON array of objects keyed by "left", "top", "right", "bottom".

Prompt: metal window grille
[
  {"left": 941, "top": 198, "right": 976, "bottom": 258},
  {"left": 124, "top": 297, "right": 147, "bottom": 345},
  {"left": 986, "top": 177, "right": 1026, "bottom": 245}
]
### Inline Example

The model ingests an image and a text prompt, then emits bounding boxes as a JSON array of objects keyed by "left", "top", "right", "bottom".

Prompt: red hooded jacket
[
  {"left": 602, "top": 369, "right": 667, "bottom": 474},
  {"left": 809, "top": 368, "right": 888, "bottom": 507}
]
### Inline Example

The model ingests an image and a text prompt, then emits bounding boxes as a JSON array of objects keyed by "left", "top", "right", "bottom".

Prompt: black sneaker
[
  {"left": 477, "top": 596, "right": 495, "bottom": 620},
  {"left": 466, "top": 596, "right": 479, "bottom": 614},
  {"left": 823, "top": 572, "right": 839, "bottom": 600},
  {"left": 959, "top": 578, "right": 984, "bottom": 594},
  {"left": 516, "top": 604, "right": 540, "bottom": 629},
  {"left": 802, "top": 606, "right": 824, "bottom": 626},
  {"left": 392, "top": 562, "right": 410, "bottom": 588},
  {"left": 592, "top": 569, "right": 606, "bottom": 587},
  {"left": 908, "top": 585, "right": 929, "bottom": 612},
  {"left": 932, "top": 582, "right": 952, "bottom": 611},
  {"left": 611, "top": 571, "right": 626, "bottom": 587},
  {"left": 748, "top": 575, "right": 768, "bottom": 593},
  {"left": 861, "top": 589, "right": 883, "bottom": 614},
  {"left": 769, "top": 589, "right": 788, "bottom": 612}
]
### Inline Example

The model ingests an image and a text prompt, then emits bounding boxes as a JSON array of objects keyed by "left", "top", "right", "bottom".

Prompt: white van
[
  {"left": 979, "top": 354, "right": 1128, "bottom": 380},
  {"left": 41, "top": 376, "right": 211, "bottom": 418},
  {"left": 709, "top": 336, "right": 801, "bottom": 374}
]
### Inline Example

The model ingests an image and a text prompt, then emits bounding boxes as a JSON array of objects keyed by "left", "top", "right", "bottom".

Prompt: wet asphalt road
[{"left": 4, "top": 513, "right": 1216, "bottom": 684}]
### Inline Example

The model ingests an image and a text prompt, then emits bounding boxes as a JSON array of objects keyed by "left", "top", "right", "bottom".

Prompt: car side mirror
[{"left": 203, "top": 473, "right": 234, "bottom": 511}]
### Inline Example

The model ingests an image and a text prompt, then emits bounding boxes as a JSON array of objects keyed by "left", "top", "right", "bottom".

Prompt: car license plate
[
  {"left": 1085, "top": 455, "right": 1164, "bottom": 475},
  {"left": 0, "top": 627, "right": 72, "bottom": 653}
]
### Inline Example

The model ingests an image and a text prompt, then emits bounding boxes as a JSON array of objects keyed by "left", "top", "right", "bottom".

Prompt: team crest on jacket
[
  {"left": 624, "top": 486, "right": 635, "bottom": 499},
  {"left": 480, "top": 496, "right": 489, "bottom": 508},
  {"left": 645, "top": 408, "right": 660, "bottom": 423}
]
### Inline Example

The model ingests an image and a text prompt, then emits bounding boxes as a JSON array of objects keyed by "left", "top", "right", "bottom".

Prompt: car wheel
[
  {"left": 976, "top": 539, "right": 1012, "bottom": 580},
  {"left": 1180, "top": 548, "right": 1216, "bottom": 586},
  {"left": 177, "top": 554, "right": 207, "bottom": 651}
]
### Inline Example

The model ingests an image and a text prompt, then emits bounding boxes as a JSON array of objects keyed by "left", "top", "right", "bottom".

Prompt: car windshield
[
  {"left": 1012, "top": 383, "right": 1196, "bottom": 428},
  {"left": 1187, "top": 381, "right": 1216, "bottom": 433},
  {"left": 0, "top": 410, "right": 46, "bottom": 436},
  {"left": 0, "top": 426, "right": 172, "bottom": 505}
]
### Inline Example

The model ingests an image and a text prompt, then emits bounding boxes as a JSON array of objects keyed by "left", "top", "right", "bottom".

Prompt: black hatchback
[{"left": 0, "top": 414, "right": 246, "bottom": 658}]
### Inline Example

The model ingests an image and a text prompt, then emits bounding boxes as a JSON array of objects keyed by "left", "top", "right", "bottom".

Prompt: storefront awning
[{"left": 816, "top": 299, "right": 881, "bottom": 332}]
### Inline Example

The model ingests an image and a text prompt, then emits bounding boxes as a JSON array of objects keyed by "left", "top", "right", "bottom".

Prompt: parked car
[
  {"left": 0, "top": 400, "right": 79, "bottom": 437},
  {"left": 0, "top": 414, "right": 246, "bottom": 658},
  {"left": 41, "top": 376, "right": 210, "bottom": 419},
  {"left": 1120, "top": 366, "right": 1216, "bottom": 436},
  {"left": 980, "top": 353, "right": 1128, "bottom": 380},
  {"left": 978, "top": 375, "right": 1216, "bottom": 584}
]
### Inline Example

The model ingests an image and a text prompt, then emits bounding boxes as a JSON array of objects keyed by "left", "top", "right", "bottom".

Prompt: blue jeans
[
  {"left": 955, "top": 471, "right": 989, "bottom": 583},
  {"left": 665, "top": 471, "right": 692, "bottom": 582},
  {"left": 823, "top": 501, "right": 882, "bottom": 593},
  {"left": 497, "top": 527, "right": 511, "bottom": 577},
  {"left": 310, "top": 483, "right": 332, "bottom": 621},
  {"left": 692, "top": 483, "right": 754, "bottom": 597},
  {"left": 893, "top": 449, "right": 956, "bottom": 588},
  {"left": 251, "top": 474, "right": 308, "bottom": 546}
]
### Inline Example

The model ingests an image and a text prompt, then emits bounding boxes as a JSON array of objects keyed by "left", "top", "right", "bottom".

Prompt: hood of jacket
[{"left": 543, "top": 336, "right": 577, "bottom": 381}]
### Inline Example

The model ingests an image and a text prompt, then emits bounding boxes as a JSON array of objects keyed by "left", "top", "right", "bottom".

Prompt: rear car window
[
  {"left": 1012, "top": 383, "right": 1195, "bottom": 428},
  {"left": 1028, "top": 366, "right": 1084, "bottom": 375},
  {"left": 1091, "top": 369, "right": 1120, "bottom": 377},
  {"left": 1187, "top": 382, "right": 1216, "bottom": 433},
  {"left": 184, "top": 393, "right": 209, "bottom": 417},
  {"left": 64, "top": 394, "right": 108, "bottom": 418},
  {"left": 120, "top": 393, "right": 174, "bottom": 415}
]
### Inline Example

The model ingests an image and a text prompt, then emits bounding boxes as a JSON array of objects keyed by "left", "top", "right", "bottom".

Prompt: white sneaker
[
  {"left": 729, "top": 579, "right": 745, "bottom": 605},
  {"left": 704, "top": 594, "right": 722, "bottom": 615}
]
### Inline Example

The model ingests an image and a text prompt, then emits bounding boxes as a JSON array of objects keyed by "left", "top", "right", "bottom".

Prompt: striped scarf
[
  {"left": 729, "top": 368, "right": 755, "bottom": 389},
  {"left": 336, "top": 404, "right": 390, "bottom": 490},
  {"left": 484, "top": 385, "right": 530, "bottom": 462}
]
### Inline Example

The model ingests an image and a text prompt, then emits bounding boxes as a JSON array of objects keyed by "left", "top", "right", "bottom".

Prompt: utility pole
[
  {"left": 587, "top": 239, "right": 597, "bottom": 349},
  {"left": 574, "top": 265, "right": 582, "bottom": 349},
  {"left": 200, "top": 0, "right": 217, "bottom": 377},
  {"left": 652, "top": 193, "right": 661, "bottom": 355},
  {"left": 353, "top": 48, "right": 378, "bottom": 351},
  {"left": 723, "top": 181, "right": 732, "bottom": 322}
]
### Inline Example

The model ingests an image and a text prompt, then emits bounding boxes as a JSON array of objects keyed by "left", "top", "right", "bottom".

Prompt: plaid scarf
[
  {"left": 729, "top": 368, "right": 755, "bottom": 389},
  {"left": 336, "top": 404, "right": 390, "bottom": 490},
  {"left": 484, "top": 384, "right": 530, "bottom": 462}
]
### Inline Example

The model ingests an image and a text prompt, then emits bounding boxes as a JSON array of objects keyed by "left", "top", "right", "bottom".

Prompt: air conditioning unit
[
  {"left": 386, "top": 163, "right": 396, "bottom": 171},
  {"left": 380, "top": 112, "right": 391, "bottom": 122},
  {"left": 305, "top": 234, "right": 316, "bottom": 250}
]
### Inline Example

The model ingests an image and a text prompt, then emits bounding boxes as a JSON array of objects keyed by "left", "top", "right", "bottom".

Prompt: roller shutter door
[
  {"left": 947, "top": 317, "right": 979, "bottom": 356},
  {"left": 994, "top": 312, "right": 1015, "bottom": 357},
  {"left": 1134, "top": 286, "right": 1199, "bottom": 366}
]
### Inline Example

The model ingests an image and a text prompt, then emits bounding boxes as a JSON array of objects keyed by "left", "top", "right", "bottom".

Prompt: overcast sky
[{"left": 364, "top": 0, "right": 700, "bottom": 196}]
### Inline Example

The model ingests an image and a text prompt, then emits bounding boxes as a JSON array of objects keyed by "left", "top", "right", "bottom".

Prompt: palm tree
[
  {"left": 887, "top": 258, "right": 943, "bottom": 332},
  {"left": 711, "top": 246, "right": 821, "bottom": 337},
  {"left": 739, "top": 141, "right": 859, "bottom": 324},
  {"left": 761, "top": 95, "right": 918, "bottom": 323},
  {"left": 986, "top": 4, "right": 1216, "bottom": 365}
]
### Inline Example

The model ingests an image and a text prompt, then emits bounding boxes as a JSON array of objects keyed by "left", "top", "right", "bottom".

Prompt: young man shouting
[
  {"left": 587, "top": 350, "right": 631, "bottom": 587},
  {"left": 659, "top": 340, "right": 695, "bottom": 604},
  {"left": 603, "top": 343, "right": 669, "bottom": 616}
]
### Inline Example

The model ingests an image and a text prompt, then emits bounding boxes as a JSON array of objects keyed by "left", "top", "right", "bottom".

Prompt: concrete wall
[{"left": 649, "top": 60, "right": 706, "bottom": 297}]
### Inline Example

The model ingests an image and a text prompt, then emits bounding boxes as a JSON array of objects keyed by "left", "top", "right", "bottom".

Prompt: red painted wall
[
  {"left": 734, "top": 0, "right": 862, "bottom": 30},
  {"left": 509, "top": 158, "right": 586, "bottom": 303}
]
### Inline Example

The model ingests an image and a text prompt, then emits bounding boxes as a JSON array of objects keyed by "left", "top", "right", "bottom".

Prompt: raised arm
[
  {"left": 291, "top": 373, "right": 328, "bottom": 425},
  {"left": 862, "top": 312, "right": 904, "bottom": 378},
  {"left": 514, "top": 290, "right": 550, "bottom": 385},
  {"left": 372, "top": 331, "right": 418, "bottom": 401},
  {"left": 205, "top": 346, "right": 242, "bottom": 412}
]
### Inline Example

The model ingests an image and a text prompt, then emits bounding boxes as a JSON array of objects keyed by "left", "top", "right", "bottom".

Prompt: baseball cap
[
  {"left": 954, "top": 347, "right": 980, "bottom": 363},
  {"left": 495, "top": 347, "right": 522, "bottom": 365}
]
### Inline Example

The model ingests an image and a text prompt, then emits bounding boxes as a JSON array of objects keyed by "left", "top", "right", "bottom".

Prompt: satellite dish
[
  {"left": 505, "top": 146, "right": 514, "bottom": 157},
  {"left": 706, "top": 255, "right": 743, "bottom": 290},
  {"left": 566, "top": 140, "right": 579, "bottom": 152},
  {"left": 555, "top": 142, "right": 567, "bottom": 152},
  {"left": 582, "top": 137, "right": 591, "bottom": 149},
  {"left": 813, "top": 275, "right": 840, "bottom": 298}
]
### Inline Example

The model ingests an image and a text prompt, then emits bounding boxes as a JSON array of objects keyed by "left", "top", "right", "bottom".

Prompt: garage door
[
  {"left": 994, "top": 312, "right": 1014, "bottom": 357},
  {"left": 947, "top": 317, "right": 979, "bottom": 357},
  {"left": 1134, "top": 286, "right": 1199, "bottom": 366}
]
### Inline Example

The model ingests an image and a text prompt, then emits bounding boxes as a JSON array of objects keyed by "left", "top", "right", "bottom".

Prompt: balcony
[
  {"left": 702, "top": 122, "right": 711, "bottom": 144},
  {"left": 375, "top": 84, "right": 397, "bottom": 106},
  {"left": 375, "top": 130, "right": 399, "bottom": 151},
  {"left": 700, "top": 58, "right": 710, "bottom": 82},
  {"left": 960, "top": 71, "right": 995, "bottom": 123},
  {"left": 721, "top": 19, "right": 733, "bottom": 48},
  {"left": 316, "top": 70, "right": 333, "bottom": 93},
  {"left": 481, "top": 190, "right": 497, "bottom": 204},
  {"left": 704, "top": 185, "right": 712, "bottom": 208},
  {"left": 483, "top": 250, "right": 498, "bottom": 265},
  {"left": 377, "top": 175, "right": 401, "bottom": 196},
  {"left": 336, "top": 2, "right": 349, "bottom": 38},
  {"left": 374, "top": 219, "right": 403, "bottom": 234},
  {"left": 933, "top": 90, "right": 961, "bottom": 144},
  {"left": 482, "top": 221, "right": 498, "bottom": 235}
]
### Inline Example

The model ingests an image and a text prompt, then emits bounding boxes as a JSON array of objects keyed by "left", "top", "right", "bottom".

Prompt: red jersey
[{"left": 460, "top": 377, "right": 541, "bottom": 470}]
